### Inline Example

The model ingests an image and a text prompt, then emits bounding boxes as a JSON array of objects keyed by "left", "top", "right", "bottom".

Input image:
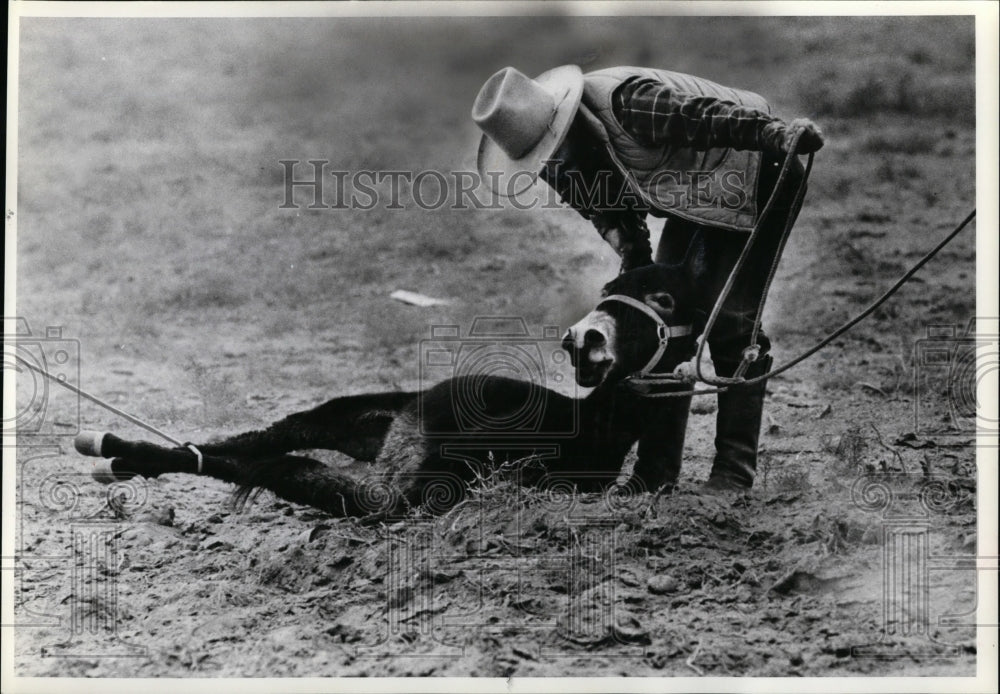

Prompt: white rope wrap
[{"left": 184, "top": 443, "right": 204, "bottom": 474}]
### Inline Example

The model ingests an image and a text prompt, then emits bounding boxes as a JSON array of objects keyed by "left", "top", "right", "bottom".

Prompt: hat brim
[{"left": 476, "top": 64, "right": 584, "bottom": 198}]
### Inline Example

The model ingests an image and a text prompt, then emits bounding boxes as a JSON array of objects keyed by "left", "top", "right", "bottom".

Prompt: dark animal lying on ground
[{"left": 81, "top": 263, "right": 701, "bottom": 520}]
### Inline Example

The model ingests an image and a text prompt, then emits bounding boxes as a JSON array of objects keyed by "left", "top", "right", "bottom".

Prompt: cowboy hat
[{"left": 472, "top": 65, "right": 584, "bottom": 197}]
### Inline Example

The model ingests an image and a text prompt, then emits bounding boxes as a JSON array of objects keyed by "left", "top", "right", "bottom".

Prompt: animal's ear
[{"left": 644, "top": 291, "right": 675, "bottom": 319}]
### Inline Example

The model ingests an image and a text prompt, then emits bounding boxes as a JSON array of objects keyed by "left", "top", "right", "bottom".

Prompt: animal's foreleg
[{"left": 231, "top": 455, "right": 386, "bottom": 517}]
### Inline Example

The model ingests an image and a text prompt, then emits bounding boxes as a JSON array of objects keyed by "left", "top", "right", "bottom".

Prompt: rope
[
  {"left": 625, "top": 128, "right": 976, "bottom": 397},
  {"left": 695, "top": 131, "right": 814, "bottom": 385},
  {"left": 11, "top": 352, "right": 203, "bottom": 471},
  {"left": 735, "top": 207, "right": 975, "bottom": 387},
  {"left": 628, "top": 208, "right": 976, "bottom": 398}
]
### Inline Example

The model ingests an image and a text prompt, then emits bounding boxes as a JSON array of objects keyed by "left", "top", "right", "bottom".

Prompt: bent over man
[{"left": 471, "top": 65, "right": 823, "bottom": 493}]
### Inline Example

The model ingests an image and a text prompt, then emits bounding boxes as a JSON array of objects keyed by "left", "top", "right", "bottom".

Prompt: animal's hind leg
[
  {"left": 195, "top": 391, "right": 419, "bottom": 462},
  {"left": 89, "top": 434, "right": 387, "bottom": 517}
]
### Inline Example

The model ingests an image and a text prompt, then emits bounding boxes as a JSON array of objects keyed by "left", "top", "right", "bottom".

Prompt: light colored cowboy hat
[{"left": 472, "top": 65, "right": 584, "bottom": 197}]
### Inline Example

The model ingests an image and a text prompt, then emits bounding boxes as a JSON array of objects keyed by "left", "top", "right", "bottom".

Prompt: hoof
[
  {"left": 75, "top": 430, "right": 108, "bottom": 458},
  {"left": 91, "top": 459, "right": 136, "bottom": 484}
]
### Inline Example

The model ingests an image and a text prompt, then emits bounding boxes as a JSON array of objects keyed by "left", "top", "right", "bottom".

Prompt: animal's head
[{"left": 562, "top": 263, "right": 698, "bottom": 388}]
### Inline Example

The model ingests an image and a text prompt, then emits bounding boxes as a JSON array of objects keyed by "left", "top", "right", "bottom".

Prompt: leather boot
[
  {"left": 703, "top": 354, "right": 773, "bottom": 492},
  {"left": 630, "top": 387, "right": 692, "bottom": 493}
]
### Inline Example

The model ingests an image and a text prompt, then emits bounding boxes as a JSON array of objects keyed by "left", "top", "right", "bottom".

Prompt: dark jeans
[{"left": 654, "top": 152, "right": 806, "bottom": 372}]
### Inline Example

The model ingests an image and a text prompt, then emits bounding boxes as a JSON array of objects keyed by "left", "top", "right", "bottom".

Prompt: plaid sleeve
[{"left": 612, "top": 77, "right": 785, "bottom": 152}]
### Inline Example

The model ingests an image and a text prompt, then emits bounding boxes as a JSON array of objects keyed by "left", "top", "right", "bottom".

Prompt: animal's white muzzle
[{"left": 562, "top": 310, "right": 617, "bottom": 387}]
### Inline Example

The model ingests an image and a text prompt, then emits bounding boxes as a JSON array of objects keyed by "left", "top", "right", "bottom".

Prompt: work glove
[
  {"left": 785, "top": 118, "right": 825, "bottom": 154},
  {"left": 761, "top": 118, "right": 824, "bottom": 155},
  {"left": 593, "top": 212, "right": 653, "bottom": 273}
]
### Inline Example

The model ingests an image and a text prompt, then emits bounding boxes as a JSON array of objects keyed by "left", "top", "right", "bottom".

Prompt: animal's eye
[{"left": 644, "top": 291, "right": 676, "bottom": 315}]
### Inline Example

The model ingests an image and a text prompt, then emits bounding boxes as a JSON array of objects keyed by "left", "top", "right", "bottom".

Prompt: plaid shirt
[{"left": 611, "top": 76, "right": 783, "bottom": 151}]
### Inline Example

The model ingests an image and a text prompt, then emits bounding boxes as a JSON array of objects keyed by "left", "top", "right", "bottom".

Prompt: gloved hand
[
  {"left": 592, "top": 212, "right": 653, "bottom": 273},
  {"left": 761, "top": 118, "right": 824, "bottom": 155},
  {"left": 785, "top": 118, "right": 825, "bottom": 154}
]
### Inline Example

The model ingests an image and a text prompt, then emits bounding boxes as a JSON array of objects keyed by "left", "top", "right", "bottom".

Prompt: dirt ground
[{"left": 11, "top": 16, "right": 982, "bottom": 678}]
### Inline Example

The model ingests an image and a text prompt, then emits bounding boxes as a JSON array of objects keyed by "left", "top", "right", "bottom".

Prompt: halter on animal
[{"left": 596, "top": 294, "right": 692, "bottom": 385}]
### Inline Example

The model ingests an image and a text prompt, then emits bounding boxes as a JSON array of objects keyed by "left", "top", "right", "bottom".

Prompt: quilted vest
[{"left": 580, "top": 66, "right": 770, "bottom": 232}]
